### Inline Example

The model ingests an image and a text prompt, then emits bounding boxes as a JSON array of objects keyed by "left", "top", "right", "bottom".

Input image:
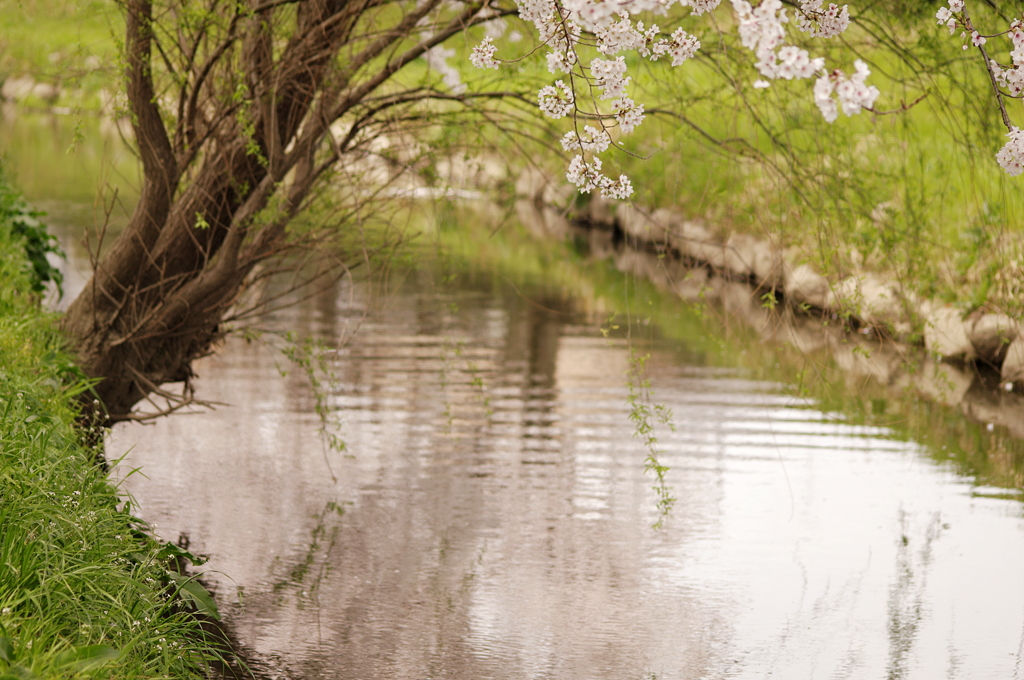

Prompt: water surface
[{"left": 106, "top": 269, "right": 1024, "bottom": 680}]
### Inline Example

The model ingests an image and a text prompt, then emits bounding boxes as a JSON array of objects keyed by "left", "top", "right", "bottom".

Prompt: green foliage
[
  {"left": 0, "top": 171, "right": 63, "bottom": 296},
  {"left": 625, "top": 350, "right": 677, "bottom": 528},
  {"left": 0, "top": 195, "right": 223, "bottom": 679}
]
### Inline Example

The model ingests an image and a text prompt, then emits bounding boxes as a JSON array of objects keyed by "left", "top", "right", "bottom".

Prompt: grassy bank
[{"left": 0, "top": 179, "right": 223, "bottom": 679}]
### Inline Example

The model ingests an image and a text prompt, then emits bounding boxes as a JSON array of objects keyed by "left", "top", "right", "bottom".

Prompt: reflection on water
[{"left": 107, "top": 267, "right": 1024, "bottom": 680}]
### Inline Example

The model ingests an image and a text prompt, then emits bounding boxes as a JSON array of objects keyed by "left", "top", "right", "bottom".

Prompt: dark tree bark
[{"left": 60, "top": 0, "right": 522, "bottom": 421}]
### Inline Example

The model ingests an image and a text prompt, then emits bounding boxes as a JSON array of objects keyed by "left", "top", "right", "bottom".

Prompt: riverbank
[
  {"left": 508, "top": 188, "right": 1024, "bottom": 452},
  {"left": 0, "top": 186, "right": 227, "bottom": 678}
]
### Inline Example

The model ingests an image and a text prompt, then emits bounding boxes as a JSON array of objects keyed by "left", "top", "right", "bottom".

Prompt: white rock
[
  {"left": 784, "top": 263, "right": 829, "bottom": 309},
  {"left": 30, "top": 82, "right": 59, "bottom": 103},
  {"left": 1, "top": 75, "right": 35, "bottom": 102},
  {"left": 829, "top": 273, "right": 907, "bottom": 330},
  {"left": 1001, "top": 337, "right": 1024, "bottom": 386},
  {"left": 723, "top": 233, "right": 757, "bottom": 278},
  {"left": 968, "top": 313, "right": 1019, "bottom": 363},
  {"left": 924, "top": 306, "right": 975, "bottom": 361},
  {"left": 615, "top": 203, "right": 672, "bottom": 243},
  {"left": 668, "top": 219, "right": 725, "bottom": 269},
  {"left": 906, "top": 358, "right": 973, "bottom": 407},
  {"left": 673, "top": 266, "right": 710, "bottom": 302}
]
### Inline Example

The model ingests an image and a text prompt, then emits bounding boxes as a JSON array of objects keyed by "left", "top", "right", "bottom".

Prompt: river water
[{"left": 6, "top": 113, "right": 1024, "bottom": 679}]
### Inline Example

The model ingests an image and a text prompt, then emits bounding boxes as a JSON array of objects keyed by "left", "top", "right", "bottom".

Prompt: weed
[{"left": 625, "top": 351, "right": 677, "bottom": 529}]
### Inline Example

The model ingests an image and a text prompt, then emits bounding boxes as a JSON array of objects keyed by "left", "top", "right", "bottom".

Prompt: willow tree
[
  {"left": 61, "top": 0, "right": 525, "bottom": 421},
  {"left": 61, "top": 0, "right": 1023, "bottom": 422}
]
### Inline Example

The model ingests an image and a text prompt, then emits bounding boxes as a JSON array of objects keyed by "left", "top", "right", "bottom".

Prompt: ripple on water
[{"left": 106, "top": 274, "right": 1024, "bottom": 680}]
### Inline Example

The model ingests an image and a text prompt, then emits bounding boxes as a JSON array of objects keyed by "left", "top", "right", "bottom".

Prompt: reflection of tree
[
  {"left": 504, "top": 293, "right": 571, "bottom": 451},
  {"left": 886, "top": 511, "right": 942, "bottom": 680}
]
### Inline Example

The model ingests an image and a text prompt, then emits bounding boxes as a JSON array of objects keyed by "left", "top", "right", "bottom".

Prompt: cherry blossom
[
  {"left": 996, "top": 128, "right": 1024, "bottom": 176},
  {"left": 651, "top": 28, "right": 701, "bottom": 66},
  {"left": 591, "top": 57, "right": 631, "bottom": 99},
  {"left": 814, "top": 60, "right": 879, "bottom": 121},
  {"left": 797, "top": 0, "right": 850, "bottom": 38},
  {"left": 470, "top": 37, "right": 500, "bottom": 69},
  {"left": 561, "top": 126, "right": 613, "bottom": 153},
  {"left": 612, "top": 97, "right": 646, "bottom": 133},
  {"left": 468, "top": 0, "right": 886, "bottom": 198},
  {"left": 538, "top": 80, "right": 575, "bottom": 118}
]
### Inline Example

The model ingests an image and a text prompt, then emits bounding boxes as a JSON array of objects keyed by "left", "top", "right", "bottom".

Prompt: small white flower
[
  {"left": 601, "top": 174, "right": 634, "bottom": 199},
  {"left": 566, "top": 154, "right": 604, "bottom": 193},
  {"left": 612, "top": 97, "right": 645, "bottom": 133},
  {"left": 537, "top": 81, "right": 574, "bottom": 118},
  {"left": 996, "top": 127, "right": 1024, "bottom": 176},
  {"left": 591, "top": 57, "right": 631, "bottom": 100},
  {"left": 469, "top": 37, "right": 500, "bottom": 69}
]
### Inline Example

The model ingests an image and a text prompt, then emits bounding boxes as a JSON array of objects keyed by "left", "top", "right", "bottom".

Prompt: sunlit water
[{"left": 4, "top": 111, "right": 1024, "bottom": 679}]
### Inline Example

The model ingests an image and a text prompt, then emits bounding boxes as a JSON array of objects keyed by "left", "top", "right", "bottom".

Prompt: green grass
[
  {"left": 0, "top": 173, "right": 223, "bottom": 679},
  {"left": 0, "top": 0, "right": 121, "bottom": 108}
]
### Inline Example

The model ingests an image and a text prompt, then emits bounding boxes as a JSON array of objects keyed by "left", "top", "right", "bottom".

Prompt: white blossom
[
  {"left": 814, "top": 59, "right": 879, "bottom": 121},
  {"left": 797, "top": 0, "right": 850, "bottom": 38},
  {"left": 470, "top": 37, "right": 500, "bottom": 69},
  {"left": 602, "top": 174, "right": 634, "bottom": 199},
  {"left": 591, "top": 57, "right": 632, "bottom": 99},
  {"left": 774, "top": 45, "right": 825, "bottom": 79},
  {"left": 596, "top": 17, "right": 646, "bottom": 54},
  {"left": 561, "top": 126, "right": 613, "bottom": 153},
  {"left": 996, "top": 127, "right": 1024, "bottom": 176},
  {"left": 612, "top": 97, "right": 646, "bottom": 133},
  {"left": 566, "top": 154, "right": 605, "bottom": 192},
  {"left": 681, "top": 0, "right": 722, "bottom": 16},
  {"left": 651, "top": 28, "right": 701, "bottom": 65},
  {"left": 814, "top": 73, "right": 838, "bottom": 121},
  {"left": 538, "top": 80, "right": 575, "bottom": 118},
  {"left": 547, "top": 49, "right": 578, "bottom": 73}
]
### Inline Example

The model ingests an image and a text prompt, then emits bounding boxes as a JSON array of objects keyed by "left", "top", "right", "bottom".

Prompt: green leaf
[
  {"left": 0, "top": 636, "right": 12, "bottom": 662},
  {"left": 169, "top": 573, "right": 220, "bottom": 619},
  {"left": 53, "top": 645, "right": 119, "bottom": 672},
  {"left": 155, "top": 542, "right": 208, "bottom": 567},
  {"left": 0, "top": 662, "right": 36, "bottom": 680}
]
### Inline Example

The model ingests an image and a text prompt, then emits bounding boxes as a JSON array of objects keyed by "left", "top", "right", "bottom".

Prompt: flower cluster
[
  {"left": 677, "top": 0, "right": 724, "bottom": 15},
  {"left": 613, "top": 97, "right": 646, "bottom": 133},
  {"left": 813, "top": 60, "right": 879, "bottom": 122},
  {"left": 989, "top": 21, "right": 1024, "bottom": 95},
  {"left": 470, "top": 37, "right": 500, "bottom": 69},
  {"left": 797, "top": 0, "right": 850, "bottom": 38},
  {"left": 538, "top": 80, "right": 574, "bottom": 118},
  {"left": 596, "top": 17, "right": 648, "bottom": 54},
  {"left": 467, "top": 0, "right": 883, "bottom": 198},
  {"left": 566, "top": 155, "right": 634, "bottom": 198},
  {"left": 933, "top": 2, "right": 1024, "bottom": 174},
  {"left": 651, "top": 27, "right": 701, "bottom": 66},
  {"left": 935, "top": 0, "right": 963, "bottom": 34},
  {"left": 592, "top": 57, "right": 631, "bottom": 99},
  {"left": 562, "top": 126, "right": 613, "bottom": 153},
  {"left": 996, "top": 127, "right": 1024, "bottom": 176}
]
